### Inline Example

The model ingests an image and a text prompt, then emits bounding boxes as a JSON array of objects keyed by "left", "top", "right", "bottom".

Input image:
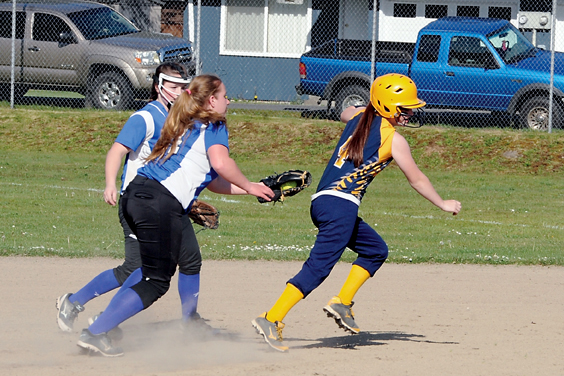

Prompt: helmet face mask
[
  {"left": 371, "top": 73, "right": 426, "bottom": 125},
  {"left": 158, "top": 72, "right": 191, "bottom": 107},
  {"left": 396, "top": 107, "right": 426, "bottom": 128}
]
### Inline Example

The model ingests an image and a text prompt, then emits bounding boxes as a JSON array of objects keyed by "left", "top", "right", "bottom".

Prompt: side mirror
[
  {"left": 484, "top": 54, "right": 500, "bottom": 70},
  {"left": 59, "top": 31, "right": 76, "bottom": 46}
]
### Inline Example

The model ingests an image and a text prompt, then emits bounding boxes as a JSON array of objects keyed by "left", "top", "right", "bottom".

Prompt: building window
[
  {"left": 488, "top": 6, "right": 511, "bottom": 20},
  {"left": 221, "top": 0, "right": 311, "bottom": 58},
  {"left": 457, "top": 6, "right": 479, "bottom": 18},
  {"left": 520, "top": 0, "right": 552, "bottom": 12},
  {"left": 425, "top": 4, "right": 447, "bottom": 19},
  {"left": 394, "top": 3, "right": 416, "bottom": 18}
]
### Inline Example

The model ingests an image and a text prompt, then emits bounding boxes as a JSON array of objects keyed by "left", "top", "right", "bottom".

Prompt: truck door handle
[
  {"left": 445, "top": 71, "right": 455, "bottom": 76},
  {"left": 28, "top": 46, "right": 40, "bottom": 52}
]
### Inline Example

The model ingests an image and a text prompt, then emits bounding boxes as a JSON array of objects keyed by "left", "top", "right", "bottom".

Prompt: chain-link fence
[
  {"left": 0, "top": 0, "right": 196, "bottom": 111},
  {"left": 1, "top": 0, "right": 563, "bottom": 131}
]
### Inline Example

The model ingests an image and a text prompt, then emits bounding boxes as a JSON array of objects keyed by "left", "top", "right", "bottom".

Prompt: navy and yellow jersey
[{"left": 312, "top": 110, "right": 396, "bottom": 205}]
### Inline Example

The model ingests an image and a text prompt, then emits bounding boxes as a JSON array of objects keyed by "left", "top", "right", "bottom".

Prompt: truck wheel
[
  {"left": 519, "top": 96, "right": 562, "bottom": 131},
  {"left": 335, "top": 85, "right": 369, "bottom": 114},
  {"left": 87, "top": 72, "right": 133, "bottom": 110}
]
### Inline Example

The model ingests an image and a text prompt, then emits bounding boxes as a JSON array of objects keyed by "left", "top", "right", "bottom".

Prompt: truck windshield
[
  {"left": 68, "top": 7, "right": 139, "bottom": 40},
  {"left": 487, "top": 24, "right": 535, "bottom": 64}
]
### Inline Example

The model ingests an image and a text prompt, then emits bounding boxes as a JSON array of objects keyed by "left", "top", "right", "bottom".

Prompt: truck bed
[{"left": 304, "top": 39, "right": 414, "bottom": 64}]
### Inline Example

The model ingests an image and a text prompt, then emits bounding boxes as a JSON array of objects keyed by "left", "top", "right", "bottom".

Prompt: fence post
[
  {"left": 548, "top": 0, "right": 558, "bottom": 133},
  {"left": 370, "top": 0, "right": 377, "bottom": 83},
  {"left": 195, "top": 0, "right": 201, "bottom": 76},
  {"left": 10, "top": 0, "right": 16, "bottom": 109}
]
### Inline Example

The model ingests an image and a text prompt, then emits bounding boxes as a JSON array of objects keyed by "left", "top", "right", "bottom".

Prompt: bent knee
[{"left": 131, "top": 279, "right": 170, "bottom": 308}]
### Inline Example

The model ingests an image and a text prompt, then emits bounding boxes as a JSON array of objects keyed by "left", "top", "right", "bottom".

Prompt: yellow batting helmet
[{"left": 371, "top": 73, "right": 426, "bottom": 119}]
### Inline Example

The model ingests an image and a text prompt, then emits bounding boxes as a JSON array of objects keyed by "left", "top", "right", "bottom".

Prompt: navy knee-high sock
[
  {"left": 69, "top": 269, "right": 120, "bottom": 306},
  {"left": 178, "top": 273, "right": 200, "bottom": 321},
  {"left": 88, "top": 287, "right": 144, "bottom": 335}
]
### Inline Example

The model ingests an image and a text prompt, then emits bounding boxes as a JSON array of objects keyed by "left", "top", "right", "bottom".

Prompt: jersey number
[{"left": 334, "top": 137, "right": 351, "bottom": 168}]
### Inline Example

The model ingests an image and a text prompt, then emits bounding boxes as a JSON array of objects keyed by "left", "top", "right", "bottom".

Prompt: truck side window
[
  {"left": 32, "top": 13, "right": 72, "bottom": 42},
  {"left": 0, "top": 11, "right": 26, "bottom": 39},
  {"left": 417, "top": 34, "right": 441, "bottom": 63},
  {"left": 448, "top": 36, "right": 493, "bottom": 68}
]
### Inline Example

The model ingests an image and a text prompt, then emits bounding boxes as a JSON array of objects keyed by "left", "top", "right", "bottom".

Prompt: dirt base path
[{"left": 1, "top": 257, "right": 563, "bottom": 375}]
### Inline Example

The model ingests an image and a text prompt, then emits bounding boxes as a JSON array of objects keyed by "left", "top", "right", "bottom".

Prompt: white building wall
[
  {"left": 373, "top": 0, "right": 564, "bottom": 47},
  {"left": 555, "top": 3, "right": 564, "bottom": 51},
  {"left": 378, "top": 0, "right": 521, "bottom": 42},
  {"left": 378, "top": 1, "right": 434, "bottom": 42}
]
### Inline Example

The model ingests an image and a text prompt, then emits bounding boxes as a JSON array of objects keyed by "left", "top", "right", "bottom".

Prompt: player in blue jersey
[
  {"left": 75, "top": 74, "right": 274, "bottom": 356},
  {"left": 252, "top": 73, "right": 462, "bottom": 352},
  {"left": 57, "top": 63, "right": 213, "bottom": 337}
]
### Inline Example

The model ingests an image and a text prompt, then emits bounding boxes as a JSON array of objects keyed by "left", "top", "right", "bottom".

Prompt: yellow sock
[
  {"left": 338, "top": 265, "right": 370, "bottom": 306},
  {"left": 266, "top": 283, "right": 304, "bottom": 323}
]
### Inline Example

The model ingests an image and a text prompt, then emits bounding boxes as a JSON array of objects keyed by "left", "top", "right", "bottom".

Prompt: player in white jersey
[
  {"left": 75, "top": 74, "right": 274, "bottom": 356},
  {"left": 57, "top": 63, "right": 212, "bottom": 338}
]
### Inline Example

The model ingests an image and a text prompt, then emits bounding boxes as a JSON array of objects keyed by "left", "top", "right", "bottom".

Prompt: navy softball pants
[{"left": 288, "top": 194, "right": 388, "bottom": 297}]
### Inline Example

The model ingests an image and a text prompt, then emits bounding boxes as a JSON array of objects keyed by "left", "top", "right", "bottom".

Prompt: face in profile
[{"left": 209, "top": 83, "right": 230, "bottom": 116}]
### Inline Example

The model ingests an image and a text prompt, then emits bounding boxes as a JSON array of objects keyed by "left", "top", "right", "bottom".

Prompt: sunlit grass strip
[{"left": 2, "top": 106, "right": 564, "bottom": 265}]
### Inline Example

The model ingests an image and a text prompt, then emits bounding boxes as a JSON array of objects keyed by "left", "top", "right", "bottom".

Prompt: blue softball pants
[{"left": 288, "top": 194, "right": 388, "bottom": 297}]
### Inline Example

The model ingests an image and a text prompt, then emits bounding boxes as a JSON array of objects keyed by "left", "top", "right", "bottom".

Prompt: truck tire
[
  {"left": 86, "top": 71, "right": 133, "bottom": 111},
  {"left": 519, "top": 96, "right": 562, "bottom": 131},
  {"left": 334, "top": 85, "right": 370, "bottom": 114}
]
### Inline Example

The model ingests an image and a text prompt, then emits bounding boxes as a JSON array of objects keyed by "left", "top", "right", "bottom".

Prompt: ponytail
[{"left": 345, "top": 102, "right": 376, "bottom": 168}]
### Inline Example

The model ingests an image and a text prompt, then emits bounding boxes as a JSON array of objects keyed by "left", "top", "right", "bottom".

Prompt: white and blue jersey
[
  {"left": 116, "top": 101, "right": 168, "bottom": 193},
  {"left": 138, "top": 121, "right": 229, "bottom": 211}
]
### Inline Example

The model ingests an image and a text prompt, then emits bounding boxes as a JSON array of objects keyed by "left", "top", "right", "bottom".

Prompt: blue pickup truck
[{"left": 296, "top": 17, "right": 564, "bottom": 130}]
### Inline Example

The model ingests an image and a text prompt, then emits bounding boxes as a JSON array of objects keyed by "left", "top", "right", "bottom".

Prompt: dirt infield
[{"left": 1, "top": 257, "right": 562, "bottom": 376}]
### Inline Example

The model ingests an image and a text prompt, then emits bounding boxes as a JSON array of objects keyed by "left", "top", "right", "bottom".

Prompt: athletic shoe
[
  {"left": 182, "top": 312, "right": 221, "bottom": 335},
  {"left": 251, "top": 312, "right": 289, "bottom": 352},
  {"left": 323, "top": 296, "right": 360, "bottom": 334},
  {"left": 77, "top": 329, "right": 124, "bottom": 357},
  {"left": 88, "top": 312, "right": 124, "bottom": 341},
  {"left": 56, "top": 293, "right": 84, "bottom": 332}
]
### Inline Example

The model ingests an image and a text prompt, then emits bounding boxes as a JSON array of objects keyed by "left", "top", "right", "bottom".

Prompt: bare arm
[
  {"left": 207, "top": 144, "right": 273, "bottom": 200},
  {"left": 341, "top": 106, "right": 366, "bottom": 123},
  {"left": 206, "top": 175, "right": 246, "bottom": 195},
  {"left": 103, "top": 142, "right": 130, "bottom": 206},
  {"left": 392, "top": 133, "right": 461, "bottom": 215}
]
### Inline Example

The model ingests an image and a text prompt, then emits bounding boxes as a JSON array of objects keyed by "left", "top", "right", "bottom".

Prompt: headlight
[{"left": 134, "top": 51, "right": 160, "bottom": 66}]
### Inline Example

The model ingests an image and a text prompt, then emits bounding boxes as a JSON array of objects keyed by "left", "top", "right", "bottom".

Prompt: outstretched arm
[
  {"left": 207, "top": 144, "right": 273, "bottom": 201},
  {"left": 207, "top": 175, "right": 270, "bottom": 195},
  {"left": 103, "top": 142, "right": 130, "bottom": 206},
  {"left": 341, "top": 106, "right": 366, "bottom": 123},
  {"left": 391, "top": 133, "right": 461, "bottom": 215}
]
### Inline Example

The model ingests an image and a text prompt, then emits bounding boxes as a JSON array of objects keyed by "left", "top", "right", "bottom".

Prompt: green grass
[
  {"left": 24, "top": 90, "right": 85, "bottom": 99},
  {"left": 1, "top": 102, "right": 564, "bottom": 265}
]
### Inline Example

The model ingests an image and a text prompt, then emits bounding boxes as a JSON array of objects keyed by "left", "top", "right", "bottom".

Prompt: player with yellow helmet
[{"left": 252, "top": 73, "right": 461, "bottom": 352}]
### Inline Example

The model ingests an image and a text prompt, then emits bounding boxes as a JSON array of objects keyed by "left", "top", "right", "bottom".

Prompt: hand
[
  {"left": 247, "top": 182, "right": 274, "bottom": 202},
  {"left": 103, "top": 186, "right": 118, "bottom": 206},
  {"left": 441, "top": 200, "right": 461, "bottom": 215}
]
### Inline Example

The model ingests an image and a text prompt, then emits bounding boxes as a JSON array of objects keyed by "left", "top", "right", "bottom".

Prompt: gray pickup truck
[{"left": 0, "top": 0, "right": 195, "bottom": 110}]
